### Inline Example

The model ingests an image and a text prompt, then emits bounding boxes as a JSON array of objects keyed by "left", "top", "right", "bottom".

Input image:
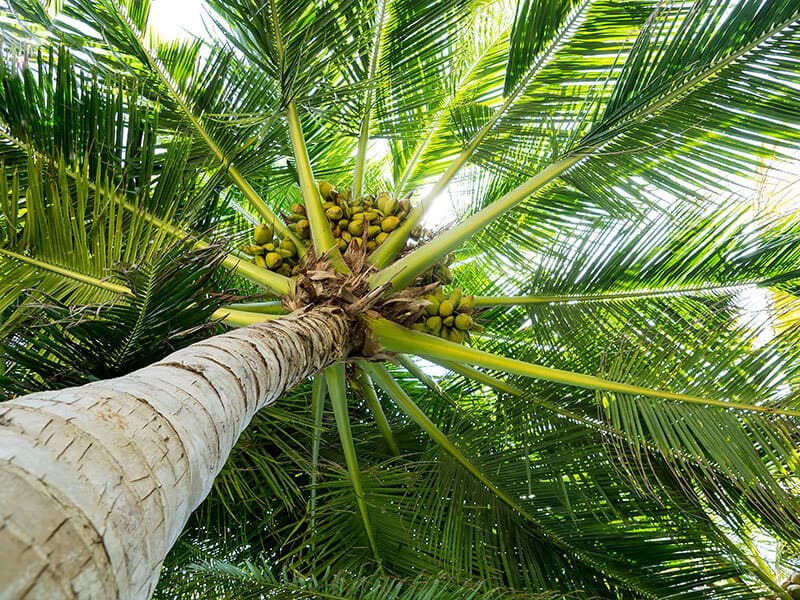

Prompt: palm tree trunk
[{"left": 0, "top": 305, "right": 351, "bottom": 600}]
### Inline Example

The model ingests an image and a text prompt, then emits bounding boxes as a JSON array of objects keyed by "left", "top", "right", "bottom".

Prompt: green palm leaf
[
  {"left": 160, "top": 562, "right": 567, "bottom": 599},
  {"left": 0, "top": 241, "right": 229, "bottom": 396}
]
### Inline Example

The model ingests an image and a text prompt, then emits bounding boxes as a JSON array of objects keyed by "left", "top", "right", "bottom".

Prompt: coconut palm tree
[{"left": 2, "top": 0, "right": 800, "bottom": 597}]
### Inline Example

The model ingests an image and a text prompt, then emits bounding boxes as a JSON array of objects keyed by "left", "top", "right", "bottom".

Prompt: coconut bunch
[
  {"left": 244, "top": 182, "right": 417, "bottom": 275},
  {"left": 241, "top": 223, "right": 300, "bottom": 276},
  {"left": 757, "top": 573, "right": 800, "bottom": 599},
  {"left": 305, "top": 180, "right": 412, "bottom": 252},
  {"left": 776, "top": 574, "right": 800, "bottom": 599},
  {"left": 414, "top": 286, "right": 483, "bottom": 344}
]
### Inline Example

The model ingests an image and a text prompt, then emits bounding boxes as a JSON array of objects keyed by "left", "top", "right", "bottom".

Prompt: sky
[{"left": 149, "top": 0, "right": 208, "bottom": 40}]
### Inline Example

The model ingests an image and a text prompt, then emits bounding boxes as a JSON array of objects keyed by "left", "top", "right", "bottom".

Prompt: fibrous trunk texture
[{"left": 0, "top": 306, "right": 351, "bottom": 599}]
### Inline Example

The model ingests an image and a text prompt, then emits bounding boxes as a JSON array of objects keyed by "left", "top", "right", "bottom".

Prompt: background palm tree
[{"left": 3, "top": 0, "right": 800, "bottom": 597}]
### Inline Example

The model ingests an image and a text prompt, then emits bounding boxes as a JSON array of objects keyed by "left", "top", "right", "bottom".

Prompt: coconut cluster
[
  {"left": 240, "top": 183, "right": 483, "bottom": 347},
  {"left": 290, "top": 181, "right": 411, "bottom": 252},
  {"left": 778, "top": 573, "right": 800, "bottom": 599},
  {"left": 758, "top": 573, "right": 800, "bottom": 599},
  {"left": 241, "top": 222, "right": 300, "bottom": 276},
  {"left": 312, "top": 180, "right": 411, "bottom": 252},
  {"left": 243, "top": 181, "right": 412, "bottom": 275},
  {"left": 413, "top": 286, "right": 483, "bottom": 344}
]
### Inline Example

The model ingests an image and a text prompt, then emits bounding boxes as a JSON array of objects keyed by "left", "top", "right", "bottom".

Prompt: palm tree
[{"left": 2, "top": 0, "right": 800, "bottom": 597}]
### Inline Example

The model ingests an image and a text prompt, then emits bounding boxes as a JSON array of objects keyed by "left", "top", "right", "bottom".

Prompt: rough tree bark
[{"left": 0, "top": 305, "right": 352, "bottom": 600}]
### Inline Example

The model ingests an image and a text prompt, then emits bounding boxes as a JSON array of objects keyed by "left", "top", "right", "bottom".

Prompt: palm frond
[
  {"left": 160, "top": 561, "right": 567, "bottom": 600},
  {"left": 0, "top": 158, "right": 136, "bottom": 331},
  {"left": 206, "top": 0, "right": 365, "bottom": 104},
  {"left": 0, "top": 242, "right": 229, "bottom": 397},
  {"left": 354, "top": 363, "right": 400, "bottom": 455},
  {"left": 324, "top": 363, "right": 382, "bottom": 566}
]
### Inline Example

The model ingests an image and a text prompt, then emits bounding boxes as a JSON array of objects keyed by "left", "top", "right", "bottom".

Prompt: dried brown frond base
[{"left": 283, "top": 242, "right": 438, "bottom": 359}]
